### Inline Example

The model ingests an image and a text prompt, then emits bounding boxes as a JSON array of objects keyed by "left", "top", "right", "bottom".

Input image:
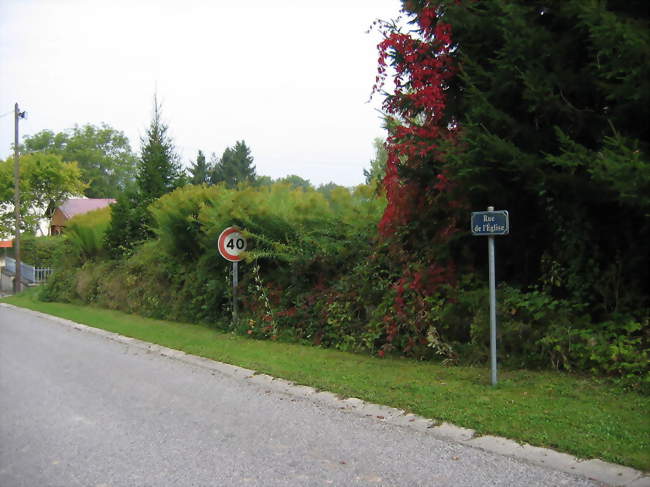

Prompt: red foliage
[
  {"left": 374, "top": 5, "right": 458, "bottom": 237},
  {"left": 373, "top": 4, "right": 465, "bottom": 356},
  {"left": 382, "top": 261, "right": 456, "bottom": 352}
]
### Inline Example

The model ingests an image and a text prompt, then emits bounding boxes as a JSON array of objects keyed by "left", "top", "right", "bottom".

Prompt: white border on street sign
[
  {"left": 471, "top": 210, "right": 509, "bottom": 236},
  {"left": 218, "top": 227, "right": 247, "bottom": 262}
]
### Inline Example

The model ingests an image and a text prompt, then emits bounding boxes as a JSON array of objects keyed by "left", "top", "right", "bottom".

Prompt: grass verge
[{"left": 3, "top": 290, "right": 649, "bottom": 471}]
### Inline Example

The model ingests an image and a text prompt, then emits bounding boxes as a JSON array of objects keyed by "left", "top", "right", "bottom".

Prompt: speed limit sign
[{"left": 218, "top": 226, "right": 247, "bottom": 262}]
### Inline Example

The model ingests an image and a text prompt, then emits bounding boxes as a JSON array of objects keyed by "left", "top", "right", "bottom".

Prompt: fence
[{"left": 4, "top": 257, "right": 53, "bottom": 284}]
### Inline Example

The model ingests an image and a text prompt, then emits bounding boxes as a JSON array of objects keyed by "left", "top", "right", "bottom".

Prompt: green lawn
[{"left": 3, "top": 291, "right": 649, "bottom": 471}]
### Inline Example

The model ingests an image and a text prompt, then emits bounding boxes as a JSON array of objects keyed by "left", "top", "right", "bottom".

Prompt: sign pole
[
  {"left": 471, "top": 205, "right": 508, "bottom": 386},
  {"left": 218, "top": 226, "right": 247, "bottom": 326},
  {"left": 486, "top": 206, "right": 498, "bottom": 385},
  {"left": 232, "top": 261, "right": 238, "bottom": 325}
]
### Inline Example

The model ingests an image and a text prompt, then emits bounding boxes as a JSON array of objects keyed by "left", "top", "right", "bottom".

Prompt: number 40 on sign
[{"left": 218, "top": 227, "right": 247, "bottom": 262}]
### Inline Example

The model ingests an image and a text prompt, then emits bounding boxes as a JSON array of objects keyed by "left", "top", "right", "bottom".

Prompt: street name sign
[{"left": 471, "top": 210, "right": 509, "bottom": 236}]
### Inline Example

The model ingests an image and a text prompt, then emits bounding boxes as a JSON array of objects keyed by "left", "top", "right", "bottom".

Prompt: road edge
[{"left": 3, "top": 302, "right": 648, "bottom": 487}]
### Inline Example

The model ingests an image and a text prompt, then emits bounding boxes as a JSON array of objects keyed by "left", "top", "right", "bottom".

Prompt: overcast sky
[{"left": 0, "top": 0, "right": 400, "bottom": 187}]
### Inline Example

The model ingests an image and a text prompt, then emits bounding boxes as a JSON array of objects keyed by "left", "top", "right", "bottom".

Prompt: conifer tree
[
  {"left": 105, "top": 95, "right": 182, "bottom": 255},
  {"left": 189, "top": 150, "right": 210, "bottom": 185},
  {"left": 137, "top": 96, "right": 182, "bottom": 202},
  {"left": 210, "top": 140, "right": 256, "bottom": 188}
]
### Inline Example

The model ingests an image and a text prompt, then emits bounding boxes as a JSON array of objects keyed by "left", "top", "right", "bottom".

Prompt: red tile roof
[{"left": 58, "top": 198, "right": 116, "bottom": 219}]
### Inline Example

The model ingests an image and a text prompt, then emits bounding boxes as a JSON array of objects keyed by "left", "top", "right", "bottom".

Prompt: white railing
[
  {"left": 4, "top": 257, "right": 53, "bottom": 284},
  {"left": 34, "top": 267, "right": 54, "bottom": 283}
]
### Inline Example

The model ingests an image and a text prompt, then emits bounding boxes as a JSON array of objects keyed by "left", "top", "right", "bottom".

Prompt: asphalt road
[{"left": 0, "top": 305, "right": 600, "bottom": 487}]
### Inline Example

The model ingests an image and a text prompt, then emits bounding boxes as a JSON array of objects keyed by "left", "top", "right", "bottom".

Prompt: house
[{"left": 50, "top": 198, "right": 115, "bottom": 235}]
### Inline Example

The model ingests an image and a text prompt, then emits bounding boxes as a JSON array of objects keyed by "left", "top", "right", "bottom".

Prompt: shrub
[
  {"left": 150, "top": 184, "right": 219, "bottom": 262},
  {"left": 66, "top": 206, "right": 112, "bottom": 259},
  {"left": 540, "top": 316, "right": 650, "bottom": 390},
  {"left": 12, "top": 234, "right": 65, "bottom": 268},
  {"left": 38, "top": 240, "right": 80, "bottom": 303}
]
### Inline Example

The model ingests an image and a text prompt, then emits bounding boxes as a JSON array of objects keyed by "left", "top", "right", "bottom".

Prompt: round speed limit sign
[{"left": 218, "top": 227, "right": 247, "bottom": 262}]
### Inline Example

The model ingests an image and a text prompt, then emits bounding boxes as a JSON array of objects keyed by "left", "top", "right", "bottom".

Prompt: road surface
[{"left": 0, "top": 305, "right": 600, "bottom": 486}]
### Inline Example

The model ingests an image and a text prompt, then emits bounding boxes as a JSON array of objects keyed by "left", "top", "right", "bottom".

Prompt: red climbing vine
[
  {"left": 373, "top": 2, "right": 459, "bottom": 237},
  {"left": 371, "top": 1, "right": 466, "bottom": 357}
]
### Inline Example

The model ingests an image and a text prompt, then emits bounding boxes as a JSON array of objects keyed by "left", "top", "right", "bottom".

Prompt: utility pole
[{"left": 13, "top": 103, "right": 26, "bottom": 293}]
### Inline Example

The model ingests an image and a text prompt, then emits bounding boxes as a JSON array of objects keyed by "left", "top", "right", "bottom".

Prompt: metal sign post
[
  {"left": 232, "top": 261, "right": 238, "bottom": 324},
  {"left": 471, "top": 206, "right": 509, "bottom": 386},
  {"left": 488, "top": 232, "right": 497, "bottom": 385},
  {"left": 218, "top": 227, "right": 247, "bottom": 326}
]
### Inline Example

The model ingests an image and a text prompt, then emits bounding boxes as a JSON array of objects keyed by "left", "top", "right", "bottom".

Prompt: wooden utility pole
[{"left": 13, "top": 103, "right": 25, "bottom": 293}]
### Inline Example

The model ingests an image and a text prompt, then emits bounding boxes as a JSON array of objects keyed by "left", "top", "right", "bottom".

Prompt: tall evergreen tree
[
  {"left": 189, "top": 150, "right": 210, "bottom": 185},
  {"left": 105, "top": 95, "right": 182, "bottom": 256},
  {"left": 137, "top": 95, "right": 182, "bottom": 202},
  {"left": 210, "top": 140, "right": 256, "bottom": 188}
]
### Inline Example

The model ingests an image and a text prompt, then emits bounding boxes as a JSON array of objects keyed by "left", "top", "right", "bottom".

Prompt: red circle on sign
[{"left": 218, "top": 227, "right": 246, "bottom": 262}]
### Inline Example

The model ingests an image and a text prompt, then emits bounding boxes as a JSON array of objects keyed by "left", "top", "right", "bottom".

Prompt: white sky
[{"left": 0, "top": 0, "right": 401, "bottom": 187}]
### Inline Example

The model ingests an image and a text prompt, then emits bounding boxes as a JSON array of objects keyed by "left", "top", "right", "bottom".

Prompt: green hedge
[{"left": 40, "top": 182, "right": 649, "bottom": 391}]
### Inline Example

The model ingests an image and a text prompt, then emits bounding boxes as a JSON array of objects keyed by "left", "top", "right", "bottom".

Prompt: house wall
[
  {"left": 50, "top": 208, "right": 67, "bottom": 228},
  {"left": 0, "top": 202, "right": 51, "bottom": 238},
  {"left": 1, "top": 268, "right": 14, "bottom": 293},
  {"left": 50, "top": 208, "right": 68, "bottom": 235}
]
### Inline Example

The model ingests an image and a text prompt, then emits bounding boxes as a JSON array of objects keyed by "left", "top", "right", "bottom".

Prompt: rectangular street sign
[{"left": 471, "top": 210, "right": 509, "bottom": 236}]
